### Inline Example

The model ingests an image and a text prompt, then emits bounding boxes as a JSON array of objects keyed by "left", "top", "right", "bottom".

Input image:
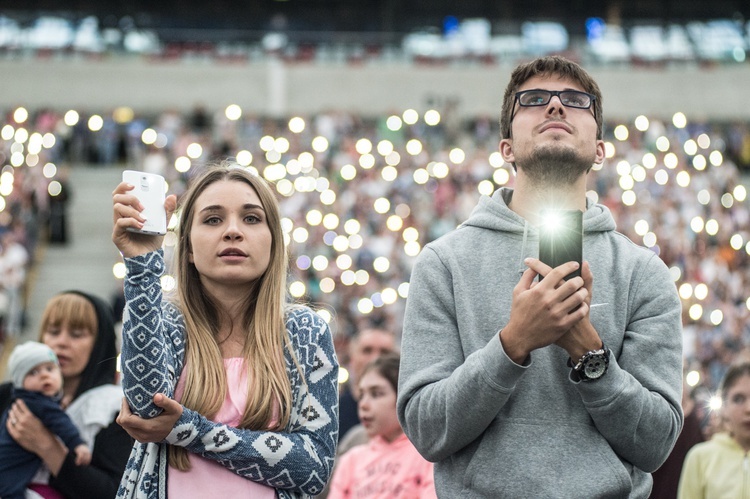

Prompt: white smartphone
[{"left": 122, "top": 170, "right": 167, "bottom": 235}]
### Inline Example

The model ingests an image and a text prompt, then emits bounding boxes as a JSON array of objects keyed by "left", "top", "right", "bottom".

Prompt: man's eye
[{"left": 564, "top": 94, "right": 587, "bottom": 106}]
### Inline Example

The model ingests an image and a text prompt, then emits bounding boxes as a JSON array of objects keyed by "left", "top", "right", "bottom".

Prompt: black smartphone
[{"left": 538, "top": 209, "right": 583, "bottom": 281}]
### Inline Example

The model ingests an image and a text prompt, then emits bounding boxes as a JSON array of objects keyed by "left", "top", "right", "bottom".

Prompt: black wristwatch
[{"left": 570, "top": 344, "right": 610, "bottom": 381}]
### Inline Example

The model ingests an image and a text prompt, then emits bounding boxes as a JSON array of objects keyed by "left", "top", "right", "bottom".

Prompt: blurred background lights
[
  {"left": 655, "top": 136, "right": 670, "bottom": 152},
  {"left": 684, "top": 139, "right": 698, "bottom": 156},
  {"left": 336, "top": 254, "right": 353, "bottom": 270},
  {"left": 311, "top": 136, "right": 329, "bottom": 152},
  {"left": 320, "top": 277, "right": 335, "bottom": 294},
  {"left": 63, "top": 110, "right": 79, "bottom": 126},
  {"left": 340, "top": 163, "right": 357, "bottom": 180},
  {"left": 424, "top": 109, "right": 441, "bottom": 125},
  {"left": 355, "top": 138, "right": 372, "bottom": 155},
  {"left": 112, "top": 262, "right": 127, "bottom": 279},
  {"left": 13, "top": 107, "right": 28, "bottom": 123},
  {"left": 448, "top": 148, "right": 465, "bottom": 164},
  {"left": 705, "top": 219, "right": 719, "bottom": 236},
  {"left": 160, "top": 275, "right": 176, "bottom": 292},
  {"left": 478, "top": 180, "right": 494, "bottom": 196},
  {"left": 709, "top": 395, "right": 722, "bottom": 411},
  {"left": 1, "top": 125, "right": 13, "bottom": 140},
  {"left": 406, "top": 139, "right": 423, "bottom": 155},
  {"left": 312, "top": 255, "right": 329, "bottom": 271},
  {"left": 338, "top": 367, "right": 349, "bottom": 385},
  {"left": 710, "top": 309, "right": 723, "bottom": 326},
  {"left": 688, "top": 303, "right": 703, "bottom": 321},
  {"left": 377, "top": 140, "right": 394, "bottom": 156},
  {"left": 402, "top": 109, "right": 418, "bottom": 124},
  {"left": 186, "top": 143, "right": 203, "bottom": 159},
  {"left": 175, "top": 156, "right": 191, "bottom": 173},
  {"left": 695, "top": 283, "right": 709, "bottom": 300},
  {"left": 692, "top": 155, "right": 706, "bottom": 171},
  {"left": 386, "top": 115, "right": 403, "bottom": 131},
  {"left": 493, "top": 168, "right": 510, "bottom": 185},
  {"left": 685, "top": 370, "right": 700, "bottom": 387},
  {"left": 88, "top": 114, "right": 103, "bottom": 131},
  {"left": 288, "top": 116, "right": 305, "bottom": 133},
  {"left": 236, "top": 150, "right": 252, "bottom": 166},
  {"left": 357, "top": 298, "right": 374, "bottom": 314},
  {"left": 289, "top": 281, "right": 306, "bottom": 298},
  {"left": 374, "top": 197, "right": 390, "bottom": 214},
  {"left": 381, "top": 165, "right": 398, "bottom": 181},
  {"left": 141, "top": 128, "right": 157, "bottom": 145},
  {"left": 672, "top": 112, "right": 687, "bottom": 128},
  {"left": 359, "top": 153, "right": 375, "bottom": 169},
  {"left": 373, "top": 257, "right": 390, "bottom": 273},
  {"left": 634, "top": 115, "right": 649, "bottom": 131},
  {"left": 225, "top": 104, "right": 242, "bottom": 121},
  {"left": 614, "top": 124, "right": 629, "bottom": 141}
]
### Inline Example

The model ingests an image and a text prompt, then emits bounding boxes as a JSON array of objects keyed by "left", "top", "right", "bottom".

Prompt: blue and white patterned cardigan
[{"left": 116, "top": 250, "right": 339, "bottom": 499}]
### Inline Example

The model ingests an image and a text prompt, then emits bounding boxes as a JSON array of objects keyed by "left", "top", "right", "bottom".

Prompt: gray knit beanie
[{"left": 7, "top": 341, "right": 59, "bottom": 389}]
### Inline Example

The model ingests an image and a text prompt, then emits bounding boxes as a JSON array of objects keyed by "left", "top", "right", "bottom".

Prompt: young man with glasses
[{"left": 397, "top": 56, "right": 683, "bottom": 497}]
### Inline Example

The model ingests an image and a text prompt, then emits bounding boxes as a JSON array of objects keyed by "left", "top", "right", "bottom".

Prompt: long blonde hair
[{"left": 170, "top": 162, "right": 295, "bottom": 470}]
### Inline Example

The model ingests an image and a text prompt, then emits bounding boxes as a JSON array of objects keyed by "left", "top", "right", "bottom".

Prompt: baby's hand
[{"left": 74, "top": 443, "right": 92, "bottom": 466}]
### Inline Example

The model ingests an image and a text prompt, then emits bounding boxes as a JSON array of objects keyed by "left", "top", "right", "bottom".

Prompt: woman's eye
[
  {"left": 204, "top": 216, "right": 221, "bottom": 225},
  {"left": 245, "top": 214, "right": 261, "bottom": 223}
]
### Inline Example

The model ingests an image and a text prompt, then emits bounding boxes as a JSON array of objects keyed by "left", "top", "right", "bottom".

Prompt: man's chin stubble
[{"left": 518, "top": 145, "right": 592, "bottom": 186}]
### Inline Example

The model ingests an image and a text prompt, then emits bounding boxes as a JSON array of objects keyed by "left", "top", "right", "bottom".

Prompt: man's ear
[
  {"left": 499, "top": 138, "right": 515, "bottom": 164},
  {"left": 594, "top": 139, "right": 606, "bottom": 165}
]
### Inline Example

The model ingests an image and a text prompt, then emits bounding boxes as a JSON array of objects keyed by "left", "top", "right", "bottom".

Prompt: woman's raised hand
[{"left": 112, "top": 181, "right": 177, "bottom": 258}]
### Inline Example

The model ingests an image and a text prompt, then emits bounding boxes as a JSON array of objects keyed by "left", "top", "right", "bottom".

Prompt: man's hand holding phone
[{"left": 112, "top": 171, "right": 177, "bottom": 259}]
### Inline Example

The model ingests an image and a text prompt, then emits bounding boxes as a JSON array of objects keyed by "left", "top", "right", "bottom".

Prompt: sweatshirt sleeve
[
  {"left": 120, "top": 249, "right": 182, "bottom": 418},
  {"left": 574, "top": 252, "right": 684, "bottom": 472},
  {"left": 397, "top": 246, "right": 528, "bottom": 462}
]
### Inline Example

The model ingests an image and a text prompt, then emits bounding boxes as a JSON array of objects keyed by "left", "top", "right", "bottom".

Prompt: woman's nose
[{"left": 223, "top": 221, "right": 243, "bottom": 240}]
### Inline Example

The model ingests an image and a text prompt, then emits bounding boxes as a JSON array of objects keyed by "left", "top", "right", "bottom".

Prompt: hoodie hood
[
  {"left": 64, "top": 290, "right": 118, "bottom": 399},
  {"left": 459, "top": 188, "right": 617, "bottom": 273},
  {"left": 463, "top": 187, "right": 617, "bottom": 235}
]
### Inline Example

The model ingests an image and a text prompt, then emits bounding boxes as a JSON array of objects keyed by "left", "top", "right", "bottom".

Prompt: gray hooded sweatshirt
[{"left": 397, "top": 188, "right": 683, "bottom": 499}]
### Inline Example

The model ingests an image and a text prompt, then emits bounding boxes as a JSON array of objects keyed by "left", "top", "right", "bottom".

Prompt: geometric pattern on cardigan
[{"left": 116, "top": 250, "right": 339, "bottom": 499}]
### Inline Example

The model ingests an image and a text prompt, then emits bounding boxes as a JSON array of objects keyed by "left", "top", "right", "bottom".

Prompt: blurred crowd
[{"left": 1, "top": 104, "right": 749, "bottom": 411}]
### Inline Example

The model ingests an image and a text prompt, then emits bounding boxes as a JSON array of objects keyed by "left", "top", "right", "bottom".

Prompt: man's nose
[{"left": 546, "top": 95, "right": 566, "bottom": 116}]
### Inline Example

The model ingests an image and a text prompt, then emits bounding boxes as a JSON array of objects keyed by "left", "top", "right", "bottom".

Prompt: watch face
[{"left": 583, "top": 354, "right": 607, "bottom": 379}]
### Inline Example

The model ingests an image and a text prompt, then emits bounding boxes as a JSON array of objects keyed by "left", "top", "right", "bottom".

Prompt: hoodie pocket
[{"left": 461, "top": 418, "right": 632, "bottom": 498}]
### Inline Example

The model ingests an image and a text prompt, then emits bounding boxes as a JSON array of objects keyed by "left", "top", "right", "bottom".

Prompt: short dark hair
[
  {"left": 500, "top": 56, "right": 604, "bottom": 140},
  {"left": 720, "top": 361, "right": 750, "bottom": 401},
  {"left": 360, "top": 352, "right": 400, "bottom": 393}
]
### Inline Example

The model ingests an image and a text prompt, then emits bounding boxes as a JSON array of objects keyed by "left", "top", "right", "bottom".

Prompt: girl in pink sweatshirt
[{"left": 328, "top": 353, "right": 436, "bottom": 499}]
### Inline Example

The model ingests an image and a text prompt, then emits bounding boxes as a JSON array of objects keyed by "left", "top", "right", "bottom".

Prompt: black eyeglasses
[{"left": 511, "top": 89, "right": 596, "bottom": 122}]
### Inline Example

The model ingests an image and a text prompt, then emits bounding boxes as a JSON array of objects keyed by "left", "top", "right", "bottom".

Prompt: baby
[{"left": 0, "top": 341, "right": 91, "bottom": 499}]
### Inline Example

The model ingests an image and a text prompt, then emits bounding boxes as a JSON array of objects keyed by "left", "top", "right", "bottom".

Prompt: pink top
[
  {"left": 328, "top": 433, "right": 437, "bottom": 499},
  {"left": 167, "top": 358, "right": 275, "bottom": 498}
]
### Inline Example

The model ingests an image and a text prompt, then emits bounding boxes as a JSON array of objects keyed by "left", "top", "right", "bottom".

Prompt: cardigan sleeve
[{"left": 120, "top": 249, "right": 184, "bottom": 418}]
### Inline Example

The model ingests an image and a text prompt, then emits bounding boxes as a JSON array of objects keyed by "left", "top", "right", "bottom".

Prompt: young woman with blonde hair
[{"left": 112, "top": 162, "right": 339, "bottom": 498}]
